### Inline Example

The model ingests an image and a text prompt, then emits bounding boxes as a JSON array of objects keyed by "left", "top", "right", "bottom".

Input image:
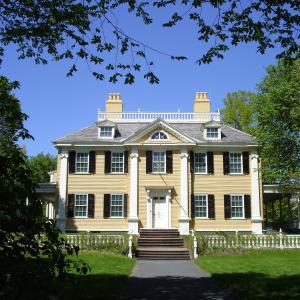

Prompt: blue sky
[{"left": 2, "top": 7, "right": 279, "bottom": 156}]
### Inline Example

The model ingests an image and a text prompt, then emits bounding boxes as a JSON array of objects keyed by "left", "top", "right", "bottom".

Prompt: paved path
[{"left": 121, "top": 260, "right": 238, "bottom": 300}]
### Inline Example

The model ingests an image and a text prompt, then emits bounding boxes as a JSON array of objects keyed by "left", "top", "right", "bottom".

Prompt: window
[
  {"left": 194, "top": 153, "right": 207, "bottom": 173},
  {"left": 76, "top": 152, "right": 89, "bottom": 173},
  {"left": 206, "top": 127, "right": 219, "bottom": 139},
  {"left": 194, "top": 194, "right": 208, "bottom": 218},
  {"left": 100, "top": 127, "right": 113, "bottom": 138},
  {"left": 74, "top": 194, "right": 88, "bottom": 217},
  {"left": 152, "top": 151, "right": 166, "bottom": 173},
  {"left": 151, "top": 131, "right": 168, "bottom": 140},
  {"left": 230, "top": 195, "right": 244, "bottom": 218},
  {"left": 110, "top": 194, "right": 123, "bottom": 217},
  {"left": 229, "top": 153, "right": 242, "bottom": 174},
  {"left": 111, "top": 152, "right": 124, "bottom": 173}
]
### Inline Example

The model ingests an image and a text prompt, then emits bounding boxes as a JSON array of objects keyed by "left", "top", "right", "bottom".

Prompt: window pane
[
  {"left": 194, "top": 153, "right": 207, "bottom": 173},
  {"left": 151, "top": 131, "right": 167, "bottom": 140},
  {"left": 152, "top": 151, "right": 165, "bottom": 173},
  {"left": 76, "top": 152, "right": 89, "bottom": 173},
  {"left": 229, "top": 153, "right": 242, "bottom": 173},
  {"left": 194, "top": 194, "right": 208, "bottom": 218},
  {"left": 111, "top": 152, "right": 124, "bottom": 173},
  {"left": 100, "top": 127, "right": 113, "bottom": 137},
  {"left": 206, "top": 128, "right": 218, "bottom": 138},
  {"left": 74, "top": 194, "right": 87, "bottom": 217},
  {"left": 231, "top": 195, "right": 244, "bottom": 218},
  {"left": 111, "top": 194, "right": 123, "bottom": 217}
]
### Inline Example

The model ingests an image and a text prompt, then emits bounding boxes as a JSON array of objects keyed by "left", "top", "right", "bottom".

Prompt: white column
[
  {"left": 250, "top": 151, "right": 263, "bottom": 234},
  {"left": 179, "top": 148, "right": 190, "bottom": 235},
  {"left": 128, "top": 148, "right": 139, "bottom": 234},
  {"left": 56, "top": 150, "right": 68, "bottom": 232}
]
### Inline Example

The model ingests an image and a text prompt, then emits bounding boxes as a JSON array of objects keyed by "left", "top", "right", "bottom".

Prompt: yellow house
[{"left": 53, "top": 92, "right": 263, "bottom": 235}]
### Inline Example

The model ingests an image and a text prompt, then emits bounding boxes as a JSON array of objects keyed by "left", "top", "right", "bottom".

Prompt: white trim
[
  {"left": 152, "top": 150, "right": 166, "bottom": 174},
  {"left": 194, "top": 193, "right": 209, "bottom": 219},
  {"left": 229, "top": 152, "right": 243, "bottom": 174},
  {"left": 74, "top": 193, "right": 89, "bottom": 218},
  {"left": 111, "top": 151, "right": 125, "bottom": 174},
  {"left": 230, "top": 194, "right": 245, "bottom": 219},
  {"left": 194, "top": 152, "right": 208, "bottom": 174},
  {"left": 75, "top": 151, "right": 90, "bottom": 174}
]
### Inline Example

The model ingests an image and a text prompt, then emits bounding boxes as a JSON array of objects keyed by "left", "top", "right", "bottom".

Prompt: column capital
[{"left": 180, "top": 148, "right": 189, "bottom": 159}]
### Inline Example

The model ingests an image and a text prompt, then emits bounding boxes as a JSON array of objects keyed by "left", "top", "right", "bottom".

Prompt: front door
[{"left": 152, "top": 195, "right": 168, "bottom": 228}]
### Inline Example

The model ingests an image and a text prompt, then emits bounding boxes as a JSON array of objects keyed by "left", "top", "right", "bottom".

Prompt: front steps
[{"left": 136, "top": 229, "right": 190, "bottom": 260}]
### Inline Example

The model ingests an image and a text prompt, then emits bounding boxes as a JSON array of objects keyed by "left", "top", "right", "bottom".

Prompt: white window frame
[
  {"left": 205, "top": 127, "right": 221, "bottom": 140},
  {"left": 229, "top": 152, "right": 243, "bottom": 174},
  {"left": 74, "top": 193, "right": 88, "bottom": 218},
  {"left": 110, "top": 194, "right": 124, "bottom": 218},
  {"left": 150, "top": 131, "right": 169, "bottom": 140},
  {"left": 194, "top": 152, "right": 207, "bottom": 174},
  {"left": 152, "top": 151, "right": 166, "bottom": 173},
  {"left": 230, "top": 194, "right": 245, "bottom": 219},
  {"left": 99, "top": 126, "right": 115, "bottom": 139},
  {"left": 194, "top": 194, "right": 209, "bottom": 219},
  {"left": 75, "top": 152, "right": 89, "bottom": 174},
  {"left": 111, "top": 151, "right": 124, "bottom": 174}
]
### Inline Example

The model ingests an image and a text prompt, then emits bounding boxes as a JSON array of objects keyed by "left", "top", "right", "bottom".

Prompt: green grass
[
  {"left": 57, "top": 252, "right": 135, "bottom": 300},
  {"left": 196, "top": 250, "right": 300, "bottom": 299}
]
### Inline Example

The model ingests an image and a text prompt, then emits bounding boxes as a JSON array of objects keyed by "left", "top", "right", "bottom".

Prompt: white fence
[
  {"left": 65, "top": 234, "right": 125, "bottom": 248},
  {"left": 200, "top": 234, "right": 300, "bottom": 249}
]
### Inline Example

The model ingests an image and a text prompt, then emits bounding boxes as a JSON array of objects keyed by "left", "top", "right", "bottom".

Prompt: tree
[
  {"left": 0, "top": 0, "right": 299, "bottom": 84},
  {"left": 221, "top": 90, "right": 255, "bottom": 133},
  {"left": 254, "top": 59, "right": 300, "bottom": 189},
  {"left": 28, "top": 153, "right": 57, "bottom": 184},
  {"left": 0, "top": 76, "right": 84, "bottom": 299}
]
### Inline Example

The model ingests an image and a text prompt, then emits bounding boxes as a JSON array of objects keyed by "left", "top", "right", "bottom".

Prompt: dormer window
[
  {"left": 100, "top": 127, "right": 113, "bottom": 138},
  {"left": 206, "top": 128, "right": 218, "bottom": 138},
  {"left": 151, "top": 131, "right": 168, "bottom": 140}
]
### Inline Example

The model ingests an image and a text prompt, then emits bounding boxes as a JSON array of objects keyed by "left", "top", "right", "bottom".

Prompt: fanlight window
[{"left": 151, "top": 131, "right": 168, "bottom": 140}]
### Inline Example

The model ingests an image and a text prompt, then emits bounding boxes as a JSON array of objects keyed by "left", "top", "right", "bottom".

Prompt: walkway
[{"left": 121, "top": 260, "right": 238, "bottom": 300}]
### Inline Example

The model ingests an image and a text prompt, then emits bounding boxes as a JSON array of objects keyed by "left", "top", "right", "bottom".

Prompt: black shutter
[
  {"left": 166, "top": 151, "right": 173, "bottom": 174},
  {"left": 207, "top": 152, "right": 214, "bottom": 174},
  {"left": 124, "top": 151, "right": 129, "bottom": 173},
  {"left": 104, "top": 151, "right": 111, "bottom": 174},
  {"left": 103, "top": 194, "right": 110, "bottom": 218},
  {"left": 88, "top": 194, "right": 95, "bottom": 218},
  {"left": 89, "top": 151, "right": 96, "bottom": 174},
  {"left": 191, "top": 194, "right": 195, "bottom": 218},
  {"left": 67, "top": 194, "right": 75, "bottom": 218},
  {"left": 208, "top": 194, "right": 215, "bottom": 219},
  {"left": 244, "top": 195, "right": 251, "bottom": 219},
  {"left": 69, "top": 151, "right": 76, "bottom": 174},
  {"left": 223, "top": 152, "right": 230, "bottom": 175},
  {"left": 243, "top": 152, "right": 249, "bottom": 175},
  {"left": 190, "top": 151, "right": 194, "bottom": 173},
  {"left": 224, "top": 194, "right": 231, "bottom": 219},
  {"left": 123, "top": 194, "right": 128, "bottom": 218},
  {"left": 146, "top": 151, "right": 152, "bottom": 174}
]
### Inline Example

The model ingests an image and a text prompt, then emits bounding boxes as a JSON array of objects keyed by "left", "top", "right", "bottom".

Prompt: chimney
[
  {"left": 105, "top": 93, "right": 123, "bottom": 113},
  {"left": 193, "top": 92, "right": 211, "bottom": 113}
]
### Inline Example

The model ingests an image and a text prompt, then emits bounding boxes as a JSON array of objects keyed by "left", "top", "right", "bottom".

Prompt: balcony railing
[{"left": 98, "top": 111, "right": 221, "bottom": 123}]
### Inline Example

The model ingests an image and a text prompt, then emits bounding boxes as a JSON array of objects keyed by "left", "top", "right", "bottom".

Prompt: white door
[{"left": 152, "top": 196, "right": 168, "bottom": 228}]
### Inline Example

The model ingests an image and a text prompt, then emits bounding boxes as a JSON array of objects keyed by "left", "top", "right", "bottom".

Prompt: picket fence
[
  {"left": 65, "top": 234, "right": 125, "bottom": 248},
  {"left": 200, "top": 234, "right": 300, "bottom": 249}
]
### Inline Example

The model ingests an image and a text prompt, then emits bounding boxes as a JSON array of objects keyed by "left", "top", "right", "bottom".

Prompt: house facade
[{"left": 53, "top": 92, "right": 263, "bottom": 234}]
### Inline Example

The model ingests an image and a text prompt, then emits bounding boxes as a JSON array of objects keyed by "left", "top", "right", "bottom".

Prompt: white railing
[
  {"left": 65, "top": 234, "right": 125, "bottom": 248},
  {"left": 200, "top": 234, "right": 300, "bottom": 249},
  {"left": 98, "top": 111, "right": 221, "bottom": 123}
]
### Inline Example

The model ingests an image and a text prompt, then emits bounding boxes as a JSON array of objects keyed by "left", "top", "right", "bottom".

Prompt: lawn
[
  {"left": 57, "top": 252, "right": 135, "bottom": 300},
  {"left": 196, "top": 250, "right": 300, "bottom": 299}
]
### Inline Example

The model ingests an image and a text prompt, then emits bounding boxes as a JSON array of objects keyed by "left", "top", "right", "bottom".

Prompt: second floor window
[
  {"left": 152, "top": 151, "right": 166, "bottom": 173},
  {"left": 100, "top": 127, "right": 113, "bottom": 138},
  {"left": 194, "top": 152, "right": 207, "bottom": 173},
  {"left": 229, "top": 153, "right": 242, "bottom": 174},
  {"left": 111, "top": 152, "right": 124, "bottom": 173},
  {"left": 76, "top": 152, "right": 89, "bottom": 173}
]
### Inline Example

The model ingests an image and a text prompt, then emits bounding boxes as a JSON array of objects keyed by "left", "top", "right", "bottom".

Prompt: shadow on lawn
[{"left": 211, "top": 273, "right": 300, "bottom": 300}]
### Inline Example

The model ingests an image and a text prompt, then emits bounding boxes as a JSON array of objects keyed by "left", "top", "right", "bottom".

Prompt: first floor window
[
  {"left": 111, "top": 152, "right": 124, "bottom": 173},
  {"left": 194, "top": 153, "right": 207, "bottom": 173},
  {"left": 76, "top": 152, "right": 89, "bottom": 173},
  {"left": 229, "top": 152, "right": 242, "bottom": 174},
  {"left": 206, "top": 127, "right": 219, "bottom": 139},
  {"left": 100, "top": 127, "right": 113, "bottom": 138},
  {"left": 75, "top": 194, "right": 88, "bottom": 217},
  {"left": 152, "top": 151, "right": 166, "bottom": 173},
  {"left": 231, "top": 195, "right": 244, "bottom": 218},
  {"left": 111, "top": 194, "right": 124, "bottom": 217},
  {"left": 194, "top": 194, "right": 208, "bottom": 218}
]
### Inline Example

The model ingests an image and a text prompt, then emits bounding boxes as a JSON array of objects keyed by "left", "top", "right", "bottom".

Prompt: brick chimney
[
  {"left": 105, "top": 93, "right": 123, "bottom": 113},
  {"left": 193, "top": 92, "right": 211, "bottom": 113}
]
